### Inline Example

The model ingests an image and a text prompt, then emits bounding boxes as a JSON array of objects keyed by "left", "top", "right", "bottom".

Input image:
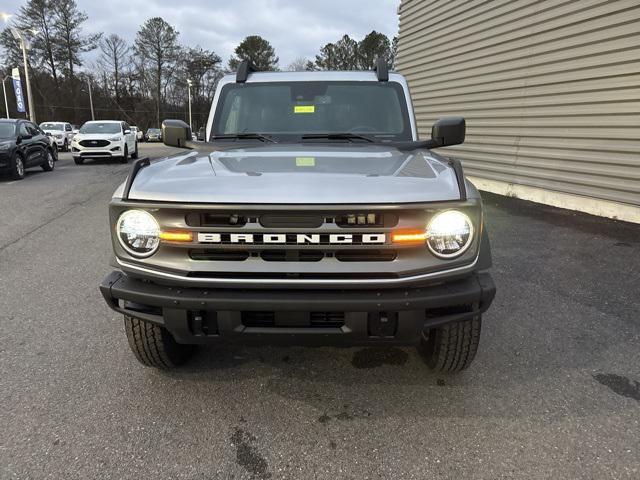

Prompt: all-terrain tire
[
  {"left": 418, "top": 315, "right": 482, "bottom": 373},
  {"left": 124, "top": 315, "right": 194, "bottom": 368}
]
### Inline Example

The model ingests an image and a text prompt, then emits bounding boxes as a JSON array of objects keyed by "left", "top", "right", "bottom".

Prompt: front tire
[
  {"left": 62, "top": 139, "right": 68, "bottom": 152},
  {"left": 119, "top": 145, "right": 128, "bottom": 164},
  {"left": 418, "top": 315, "right": 482, "bottom": 373},
  {"left": 74, "top": 157, "right": 84, "bottom": 165},
  {"left": 10, "top": 153, "right": 25, "bottom": 180},
  {"left": 131, "top": 141, "right": 138, "bottom": 159},
  {"left": 41, "top": 150, "right": 55, "bottom": 171},
  {"left": 124, "top": 316, "right": 195, "bottom": 369}
]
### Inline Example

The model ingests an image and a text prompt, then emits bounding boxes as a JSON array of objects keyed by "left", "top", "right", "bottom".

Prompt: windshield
[
  {"left": 40, "top": 123, "right": 63, "bottom": 131},
  {"left": 212, "top": 81, "right": 412, "bottom": 142},
  {"left": 148, "top": 129, "right": 160, "bottom": 134},
  {"left": 80, "top": 122, "right": 121, "bottom": 134}
]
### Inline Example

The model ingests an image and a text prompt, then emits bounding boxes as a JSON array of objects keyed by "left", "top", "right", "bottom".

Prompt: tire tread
[{"left": 124, "top": 316, "right": 193, "bottom": 369}]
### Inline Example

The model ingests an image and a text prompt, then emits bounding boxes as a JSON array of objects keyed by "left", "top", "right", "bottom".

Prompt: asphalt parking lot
[{"left": 1, "top": 143, "right": 639, "bottom": 479}]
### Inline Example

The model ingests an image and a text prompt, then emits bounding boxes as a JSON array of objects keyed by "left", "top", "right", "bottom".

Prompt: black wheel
[
  {"left": 418, "top": 315, "right": 482, "bottom": 373},
  {"left": 62, "top": 139, "right": 68, "bottom": 152},
  {"left": 119, "top": 145, "right": 128, "bottom": 163},
  {"left": 10, "top": 153, "right": 25, "bottom": 180},
  {"left": 41, "top": 150, "right": 55, "bottom": 171},
  {"left": 131, "top": 141, "right": 138, "bottom": 159},
  {"left": 52, "top": 144, "right": 58, "bottom": 161},
  {"left": 124, "top": 315, "right": 195, "bottom": 369},
  {"left": 74, "top": 157, "right": 84, "bottom": 165}
]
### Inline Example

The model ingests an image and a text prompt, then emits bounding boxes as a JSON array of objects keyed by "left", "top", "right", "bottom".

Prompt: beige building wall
[{"left": 396, "top": 0, "right": 640, "bottom": 223}]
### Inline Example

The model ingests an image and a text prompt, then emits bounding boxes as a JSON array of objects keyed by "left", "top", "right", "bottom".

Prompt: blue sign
[{"left": 11, "top": 68, "right": 26, "bottom": 113}]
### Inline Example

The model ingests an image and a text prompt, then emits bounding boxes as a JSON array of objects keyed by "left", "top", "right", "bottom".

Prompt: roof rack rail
[
  {"left": 373, "top": 57, "right": 389, "bottom": 82},
  {"left": 122, "top": 157, "right": 150, "bottom": 200},
  {"left": 236, "top": 60, "right": 257, "bottom": 83}
]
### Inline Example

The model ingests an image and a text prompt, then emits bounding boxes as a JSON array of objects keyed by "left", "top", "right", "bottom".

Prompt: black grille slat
[
  {"left": 310, "top": 312, "right": 345, "bottom": 328},
  {"left": 189, "top": 249, "right": 249, "bottom": 261},
  {"left": 260, "top": 214, "right": 323, "bottom": 228},
  {"left": 336, "top": 250, "right": 397, "bottom": 262},
  {"left": 242, "top": 311, "right": 345, "bottom": 329},
  {"left": 260, "top": 250, "right": 324, "bottom": 262}
]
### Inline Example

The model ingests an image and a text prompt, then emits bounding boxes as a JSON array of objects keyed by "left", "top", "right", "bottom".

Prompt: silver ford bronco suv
[{"left": 99, "top": 59, "right": 496, "bottom": 372}]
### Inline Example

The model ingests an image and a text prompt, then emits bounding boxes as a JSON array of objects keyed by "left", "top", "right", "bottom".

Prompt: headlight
[
  {"left": 0, "top": 142, "right": 10, "bottom": 151},
  {"left": 426, "top": 210, "right": 474, "bottom": 258},
  {"left": 116, "top": 210, "right": 160, "bottom": 257},
  {"left": 56, "top": 134, "right": 64, "bottom": 138},
  {"left": 109, "top": 135, "right": 122, "bottom": 142}
]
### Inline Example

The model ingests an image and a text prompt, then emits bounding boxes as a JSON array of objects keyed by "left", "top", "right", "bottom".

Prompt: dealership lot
[{"left": 1, "top": 144, "right": 639, "bottom": 479}]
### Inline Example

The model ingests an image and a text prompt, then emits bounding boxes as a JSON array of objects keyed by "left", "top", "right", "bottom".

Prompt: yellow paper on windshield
[
  {"left": 294, "top": 105, "right": 315, "bottom": 114},
  {"left": 296, "top": 157, "right": 315, "bottom": 167}
]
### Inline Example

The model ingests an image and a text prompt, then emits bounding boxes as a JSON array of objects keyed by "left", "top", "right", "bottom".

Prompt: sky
[{"left": 2, "top": 0, "right": 400, "bottom": 68}]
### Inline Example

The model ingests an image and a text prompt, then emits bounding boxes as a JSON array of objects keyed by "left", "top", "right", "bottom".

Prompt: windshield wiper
[
  {"left": 210, "top": 133, "right": 277, "bottom": 143},
  {"left": 301, "top": 133, "right": 376, "bottom": 143}
]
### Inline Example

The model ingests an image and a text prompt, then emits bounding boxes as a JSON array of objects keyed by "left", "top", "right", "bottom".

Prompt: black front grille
[
  {"left": 79, "top": 139, "right": 109, "bottom": 147},
  {"left": 187, "top": 249, "right": 396, "bottom": 262}
]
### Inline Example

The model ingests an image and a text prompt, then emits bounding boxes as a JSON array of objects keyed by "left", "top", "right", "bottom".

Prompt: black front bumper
[{"left": 99, "top": 271, "right": 496, "bottom": 346}]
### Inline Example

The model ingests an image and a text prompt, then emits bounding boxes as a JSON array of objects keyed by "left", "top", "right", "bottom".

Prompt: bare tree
[
  {"left": 135, "top": 17, "right": 180, "bottom": 126},
  {"left": 98, "top": 34, "right": 130, "bottom": 102},
  {"left": 287, "top": 56, "right": 309, "bottom": 72}
]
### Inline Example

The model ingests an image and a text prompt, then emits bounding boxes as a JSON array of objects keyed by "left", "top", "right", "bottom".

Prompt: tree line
[{"left": 1, "top": 0, "right": 397, "bottom": 130}]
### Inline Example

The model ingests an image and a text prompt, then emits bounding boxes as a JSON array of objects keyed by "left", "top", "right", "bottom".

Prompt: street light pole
[
  {"left": 86, "top": 77, "right": 95, "bottom": 121},
  {"left": 10, "top": 28, "right": 36, "bottom": 123},
  {"left": 187, "top": 79, "right": 193, "bottom": 132},
  {"left": 2, "top": 76, "right": 10, "bottom": 118}
]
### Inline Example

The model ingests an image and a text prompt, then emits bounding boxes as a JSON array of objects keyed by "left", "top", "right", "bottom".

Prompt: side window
[
  {"left": 65, "top": 124, "right": 72, "bottom": 131},
  {"left": 27, "top": 123, "right": 40, "bottom": 135},
  {"left": 19, "top": 123, "right": 30, "bottom": 136},
  {"left": 123, "top": 123, "right": 129, "bottom": 132}
]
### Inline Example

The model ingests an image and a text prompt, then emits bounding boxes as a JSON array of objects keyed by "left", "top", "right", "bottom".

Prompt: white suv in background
[
  {"left": 131, "top": 126, "right": 144, "bottom": 141},
  {"left": 40, "top": 121, "right": 75, "bottom": 151},
  {"left": 71, "top": 120, "right": 138, "bottom": 165}
]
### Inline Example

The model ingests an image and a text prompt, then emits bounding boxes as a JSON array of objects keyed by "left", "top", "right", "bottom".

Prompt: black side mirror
[
  {"left": 162, "top": 119, "right": 191, "bottom": 148},
  {"left": 431, "top": 117, "right": 465, "bottom": 148},
  {"left": 45, "top": 132, "right": 52, "bottom": 136}
]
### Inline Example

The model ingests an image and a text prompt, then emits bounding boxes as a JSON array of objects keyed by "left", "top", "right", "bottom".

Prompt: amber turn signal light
[
  {"left": 159, "top": 230, "right": 193, "bottom": 242},
  {"left": 391, "top": 229, "right": 427, "bottom": 244}
]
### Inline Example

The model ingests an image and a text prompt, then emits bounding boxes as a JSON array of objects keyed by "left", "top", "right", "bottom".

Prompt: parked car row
[{"left": 0, "top": 118, "right": 159, "bottom": 180}]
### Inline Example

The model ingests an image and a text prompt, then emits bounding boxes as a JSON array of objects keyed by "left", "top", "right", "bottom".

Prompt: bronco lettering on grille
[{"left": 197, "top": 233, "right": 386, "bottom": 245}]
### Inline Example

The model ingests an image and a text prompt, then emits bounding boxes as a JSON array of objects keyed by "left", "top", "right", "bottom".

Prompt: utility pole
[
  {"left": 87, "top": 77, "right": 95, "bottom": 121},
  {"left": 10, "top": 28, "right": 36, "bottom": 123},
  {"left": 2, "top": 76, "right": 9, "bottom": 118},
  {"left": 187, "top": 79, "right": 193, "bottom": 133}
]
